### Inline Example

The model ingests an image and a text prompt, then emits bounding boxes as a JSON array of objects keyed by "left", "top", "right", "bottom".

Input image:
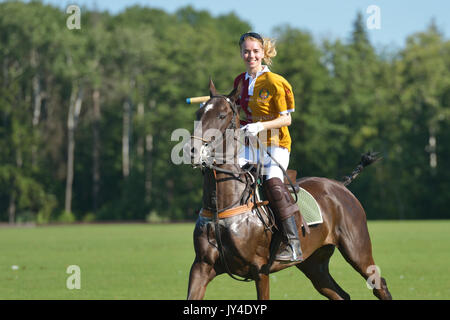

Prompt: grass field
[{"left": 0, "top": 220, "right": 449, "bottom": 300}]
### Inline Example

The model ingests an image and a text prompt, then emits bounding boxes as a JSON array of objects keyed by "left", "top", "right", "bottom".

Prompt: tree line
[{"left": 1, "top": 1, "right": 449, "bottom": 223}]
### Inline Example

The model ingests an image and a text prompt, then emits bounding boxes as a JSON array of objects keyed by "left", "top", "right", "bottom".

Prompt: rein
[
  {"left": 211, "top": 168, "right": 252, "bottom": 282},
  {"left": 192, "top": 94, "right": 298, "bottom": 282},
  {"left": 196, "top": 95, "right": 255, "bottom": 282}
]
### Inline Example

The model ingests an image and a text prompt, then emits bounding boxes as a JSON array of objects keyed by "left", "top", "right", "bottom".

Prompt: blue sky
[{"left": 38, "top": 0, "right": 449, "bottom": 49}]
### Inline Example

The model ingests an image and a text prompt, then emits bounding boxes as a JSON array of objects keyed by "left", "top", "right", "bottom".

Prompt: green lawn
[{"left": 0, "top": 220, "right": 449, "bottom": 299}]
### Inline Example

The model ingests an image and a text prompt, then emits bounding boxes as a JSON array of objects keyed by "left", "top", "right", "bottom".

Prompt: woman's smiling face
[{"left": 240, "top": 38, "right": 264, "bottom": 73}]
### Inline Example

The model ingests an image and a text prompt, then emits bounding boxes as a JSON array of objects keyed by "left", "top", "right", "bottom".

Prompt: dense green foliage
[
  {"left": 1, "top": 2, "right": 449, "bottom": 223},
  {"left": 1, "top": 221, "right": 449, "bottom": 299}
]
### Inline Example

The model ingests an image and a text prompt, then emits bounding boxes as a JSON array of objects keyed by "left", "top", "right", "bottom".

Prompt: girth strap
[{"left": 200, "top": 201, "right": 268, "bottom": 219}]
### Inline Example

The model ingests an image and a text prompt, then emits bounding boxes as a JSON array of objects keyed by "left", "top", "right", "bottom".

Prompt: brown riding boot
[{"left": 263, "top": 177, "right": 303, "bottom": 263}]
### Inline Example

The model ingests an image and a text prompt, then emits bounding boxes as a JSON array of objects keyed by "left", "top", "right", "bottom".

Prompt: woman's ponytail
[{"left": 263, "top": 37, "right": 277, "bottom": 66}]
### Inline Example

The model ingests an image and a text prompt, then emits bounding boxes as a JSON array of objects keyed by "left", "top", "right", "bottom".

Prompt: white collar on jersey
[
  {"left": 245, "top": 65, "right": 270, "bottom": 96},
  {"left": 245, "top": 65, "right": 270, "bottom": 81}
]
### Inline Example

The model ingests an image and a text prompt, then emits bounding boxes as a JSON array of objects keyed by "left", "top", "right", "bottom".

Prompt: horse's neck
[{"left": 202, "top": 165, "right": 248, "bottom": 211}]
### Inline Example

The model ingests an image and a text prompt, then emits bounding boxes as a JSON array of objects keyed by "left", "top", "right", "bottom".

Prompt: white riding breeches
[{"left": 238, "top": 145, "right": 290, "bottom": 181}]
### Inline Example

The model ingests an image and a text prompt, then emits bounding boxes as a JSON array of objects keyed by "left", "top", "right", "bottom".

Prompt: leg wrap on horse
[{"left": 263, "top": 177, "right": 303, "bottom": 263}]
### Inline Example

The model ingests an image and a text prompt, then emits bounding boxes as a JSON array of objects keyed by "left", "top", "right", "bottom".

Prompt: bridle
[
  {"left": 190, "top": 94, "right": 271, "bottom": 282},
  {"left": 190, "top": 95, "right": 238, "bottom": 167},
  {"left": 191, "top": 95, "right": 257, "bottom": 210},
  {"left": 189, "top": 94, "right": 300, "bottom": 282}
]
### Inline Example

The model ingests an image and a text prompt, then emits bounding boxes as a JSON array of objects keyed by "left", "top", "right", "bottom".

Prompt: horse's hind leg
[
  {"left": 187, "top": 260, "right": 216, "bottom": 300},
  {"left": 297, "top": 245, "right": 350, "bottom": 300},
  {"left": 337, "top": 225, "right": 392, "bottom": 300}
]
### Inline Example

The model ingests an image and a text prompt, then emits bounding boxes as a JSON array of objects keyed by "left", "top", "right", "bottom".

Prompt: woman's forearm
[{"left": 260, "top": 113, "right": 291, "bottom": 130}]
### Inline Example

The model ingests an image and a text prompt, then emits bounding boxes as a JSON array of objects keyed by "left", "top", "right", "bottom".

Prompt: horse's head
[{"left": 188, "top": 79, "right": 242, "bottom": 167}]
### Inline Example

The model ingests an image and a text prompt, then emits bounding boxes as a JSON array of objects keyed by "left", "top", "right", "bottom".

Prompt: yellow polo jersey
[{"left": 247, "top": 72, "right": 295, "bottom": 152}]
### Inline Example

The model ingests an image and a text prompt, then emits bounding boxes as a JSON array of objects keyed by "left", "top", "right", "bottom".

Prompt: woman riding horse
[
  {"left": 235, "top": 32, "right": 302, "bottom": 263},
  {"left": 186, "top": 34, "right": 392, "bottom": 301}
]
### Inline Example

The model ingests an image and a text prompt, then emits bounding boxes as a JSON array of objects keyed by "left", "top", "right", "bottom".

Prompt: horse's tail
[{"left": 341, "top": 151, "right": 381, "bottom": 186}]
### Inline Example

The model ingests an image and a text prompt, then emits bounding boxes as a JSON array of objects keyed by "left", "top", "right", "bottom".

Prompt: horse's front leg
[
  {"left": 187, "top": 259, "right": 216, "bottom": 300},
  {"left": 255, "top": 273, "right": 270, "bottom": 300}
]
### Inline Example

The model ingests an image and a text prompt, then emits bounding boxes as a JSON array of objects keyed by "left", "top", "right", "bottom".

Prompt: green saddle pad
[
  {"left": 295, "top": 187, "right": 323, "bottom": 226},
  {"left": 256, "top": 185, "right": 323, "bottom": 226}
]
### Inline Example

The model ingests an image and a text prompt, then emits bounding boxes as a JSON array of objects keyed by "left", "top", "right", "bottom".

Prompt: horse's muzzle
[{"left": 184, "top": 141, "right": 213, "bottom": 167}]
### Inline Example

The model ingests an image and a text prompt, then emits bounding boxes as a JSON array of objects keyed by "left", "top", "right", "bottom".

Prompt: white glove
[{"left": 241, "top": 122, "right": 265, "bottom": 136}]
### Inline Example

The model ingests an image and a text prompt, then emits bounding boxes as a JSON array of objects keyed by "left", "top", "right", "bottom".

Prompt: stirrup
[{"left": 275, "top": 240, "right": 303, "bottom": 263}]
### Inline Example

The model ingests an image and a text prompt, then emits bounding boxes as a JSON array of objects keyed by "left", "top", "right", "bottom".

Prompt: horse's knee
[{"left": 189, "top": 261, "right": 215, "bottom": 282}]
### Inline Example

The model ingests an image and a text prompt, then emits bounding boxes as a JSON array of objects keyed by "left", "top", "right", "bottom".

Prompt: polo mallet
[{"left": 186, "top": 96, "right": 210, "bottom": 104}]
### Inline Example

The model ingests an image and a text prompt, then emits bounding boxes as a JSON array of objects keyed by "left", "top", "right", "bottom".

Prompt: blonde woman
[{"left": 234, "top": 32, "right": 303, "bottom": 263}]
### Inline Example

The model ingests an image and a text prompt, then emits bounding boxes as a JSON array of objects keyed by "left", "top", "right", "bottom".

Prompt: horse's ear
[
  {"left": 228, "top": 79, "right": 242, "bottom": 102},
  {"left": 209, "top": 78, "right": 217, "bottom": 97}
]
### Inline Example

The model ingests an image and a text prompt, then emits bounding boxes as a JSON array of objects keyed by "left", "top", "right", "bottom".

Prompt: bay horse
[{"left": 186, "top": 80, "right": 392, "bottom": 300}]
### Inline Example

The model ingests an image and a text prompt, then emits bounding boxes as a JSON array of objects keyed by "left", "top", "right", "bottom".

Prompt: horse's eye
[{"left": 218, "top": 114, "right": 227, "bottom": 120}]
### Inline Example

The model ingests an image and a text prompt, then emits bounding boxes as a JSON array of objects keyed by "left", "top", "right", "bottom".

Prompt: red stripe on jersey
[{"left": 234, "top": 73, "right": 251, "bottom": 125}]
